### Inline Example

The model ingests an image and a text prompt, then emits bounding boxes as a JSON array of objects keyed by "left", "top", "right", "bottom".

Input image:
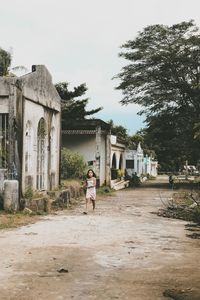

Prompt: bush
[
  {"left": 125, "top": 173, "right": 141, "bottom": 187},
  {"left": 24, "top": 187, "right": 33, "bottom": 199},
  {"left": 61, "top": 148, "right": 87, "bottom": 179}
]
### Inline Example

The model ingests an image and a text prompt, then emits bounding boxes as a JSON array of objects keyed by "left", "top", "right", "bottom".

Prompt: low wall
[
  {"left": 47, "top": 189, "right": 71, "bottom": 210},
  {"left": 0, "top": 180, "right": 84, "bottom": 213},
  {"left": 24, "top": 196, "right": 49, "bottom": 212},
  {"left": 23, "top": 186, "right": 84, "bottom": 212}
]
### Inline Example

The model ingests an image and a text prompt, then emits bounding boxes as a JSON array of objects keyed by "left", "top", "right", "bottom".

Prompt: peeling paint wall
[{"left": 0, "top": 65, "right": 61, "bottom": 194}]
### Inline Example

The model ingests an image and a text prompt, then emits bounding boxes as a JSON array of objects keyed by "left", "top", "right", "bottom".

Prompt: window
[
  {"left": 126, "top": 160, "right": 134, "bottom": 169},
  {"left": 0, "top": 114, "right": 8, "bottom": 168},
  {"left": 88, "top": 161, "right": 94, "bottom": 166}
]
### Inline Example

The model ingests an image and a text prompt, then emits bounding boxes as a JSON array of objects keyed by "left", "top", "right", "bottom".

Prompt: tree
[
  {"left": 0, "top": 48, "right": 11, "bottom": 76},
  {"left": 107, "top": 120, "right": 129, "bottom": 144},
  {"left": 55, "top": 82, "right": 103, "bottom": 128},
  {"left": 108, "top": 120, "right": 154, "bottom": 156},
  {"left": 0, "top": 47, "right": 27, "bottom": 77},
  {"left": 115, "top": 20, "right": 200, "bottom": 170}
]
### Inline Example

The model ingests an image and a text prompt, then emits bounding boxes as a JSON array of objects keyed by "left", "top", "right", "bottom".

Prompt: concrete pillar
[
  {"left": 3, "top": 180, "right": 19, "bottom": 212},
  {"left": 105, "top": 133, "right": 111, "bottom": 186},
  {"left": 95, "top": 126, "right": 101, "bottom": 186}
]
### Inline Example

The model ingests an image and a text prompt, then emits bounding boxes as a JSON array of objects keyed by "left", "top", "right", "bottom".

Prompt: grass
[{"left": 0, "top": 211, "right": 41, "bottom": 230}]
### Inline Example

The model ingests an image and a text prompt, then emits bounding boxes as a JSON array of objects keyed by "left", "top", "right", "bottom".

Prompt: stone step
[{"left": 112, "top": 180, "right": 129, "bottom": 191}]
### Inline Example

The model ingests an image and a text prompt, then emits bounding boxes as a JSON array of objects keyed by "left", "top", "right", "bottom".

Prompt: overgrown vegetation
[
  {"left": 158, "top": 190, "right": 200, "bottom": 225},
  {"left": 61, "top": 148, "right": 87, "bottom": 179},
  {"left": 125, "top": 173, "right": 141, "bottom": 187},
  {"left": 0, "top": 47, "right": 11, "bottom": 76}
]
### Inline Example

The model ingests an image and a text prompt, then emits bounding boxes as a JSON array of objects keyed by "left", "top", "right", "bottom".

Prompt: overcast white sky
[{"left": 1, "top": 0, "right": 200, "bottom": 134}]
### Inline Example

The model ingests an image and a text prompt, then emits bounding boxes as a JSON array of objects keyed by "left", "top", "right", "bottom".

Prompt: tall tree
[
  {"left": 0, "top": 47, "right": 27, "bottom": 77},
  {"left": 108, "top": 120, "right": 129, "bottom": 143},
  {"left": 0, "top": 48, "right": 11, "bottom": 76},
  {"left": 115, "top": 20, "right": 200, "bottom": 170},
  {"left": 55, "top": 82, "right": 103, "bottom": 128}
]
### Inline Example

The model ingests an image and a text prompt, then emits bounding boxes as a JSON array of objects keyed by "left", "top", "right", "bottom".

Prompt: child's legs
[
  {"left": 91, "top": 199, "right": 95, "bottom": 210},
  {"left": 85, "top": 198, "right": 90, "bottom": 211}
]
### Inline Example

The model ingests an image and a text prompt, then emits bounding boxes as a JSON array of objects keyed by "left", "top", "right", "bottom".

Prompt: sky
[{"left": 1, "top": 0, "right": 200, "bottom": 134}]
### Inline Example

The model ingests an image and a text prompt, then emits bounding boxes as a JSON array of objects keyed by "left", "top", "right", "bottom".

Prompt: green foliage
[
  {"left": 192, "top": 207, "right": 200, "bottom": 224},
  {"left": 61, "top": 148, "right": 87, "bottom": 179},
  {"left": 24, "top": 187, "right": 33, "bottom": 199},
  {"left": 115, "top": 20, "right": 200, "bottom": 171},
  {"left": 108, "top": 120, "right": 129, "bottom": 144},
  {"left": 125, "top": 173, "right": 141, "bottom": 187},
  {"left": 108, "top": 120, "right": 155, "bottom": 157},
  {"left": 194, "top": 122, "right": 200, "bottom": 140},
  {"left": 0, "top": 48, "right": 11, "bottom": 76},
  {"left": 117, "top": 169, "right": 124, "bottom": 177},
  {"left": 0, "top": 48, "right": 27, "bottom": 77},
  {"left": 111, "top": 168, "right": 125, "bottom": 180},
  {"left": 97, "top": 186, "right": 114, "bottom": 195},
  {"left": 55, "top": 82, "right": 87, "bottom": 100},
  {"left": 55, "top": 82, "right": 103, "bottom": 128}
]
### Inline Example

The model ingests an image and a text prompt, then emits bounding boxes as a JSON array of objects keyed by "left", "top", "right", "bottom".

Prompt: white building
[
  {"left": 0, "top": 65, "right": 61, "bottom": 194},
  {"left": 125, "top": 143, "right": 158, "bottom": 177},
  {"left": 110, "top": 135, "right": 125, "bottom": 178}
]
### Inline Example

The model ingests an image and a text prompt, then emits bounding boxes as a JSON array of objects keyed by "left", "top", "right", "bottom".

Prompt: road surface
[{"left": 0, "top": 176, "right": 200, "bottom": 299}]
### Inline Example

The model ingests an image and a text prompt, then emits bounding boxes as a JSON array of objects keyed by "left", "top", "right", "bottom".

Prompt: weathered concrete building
[
  {"left": 62, "top": 120, "right": 128, "bottom": 188},
  {"left": 62, "top": 119, "right": 111, "bottom": 186},
  {"left": 0, "top": 65, "right": 61, "bottom": 195},
  {"left": 110, "top": 135, "right": 125, "bottom": 173}
]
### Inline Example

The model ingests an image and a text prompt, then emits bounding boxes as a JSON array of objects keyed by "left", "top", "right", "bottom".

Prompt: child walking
[{"left": 83, "top": 169, "right": 96, "bottom": 214}]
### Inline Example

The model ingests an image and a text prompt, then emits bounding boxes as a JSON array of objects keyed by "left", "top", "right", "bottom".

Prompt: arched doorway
[
  {"left": 112, "top": 153, "right": 117, "bottom": 169},
  {"left": 37, "top": 118, "right": 47, "bottom": 190},
  {"left": 111, "top": 153, "right": 117, "bottom": 179},
  {"left": 119, "top": 153, "right": 123, "bottom": 170}
]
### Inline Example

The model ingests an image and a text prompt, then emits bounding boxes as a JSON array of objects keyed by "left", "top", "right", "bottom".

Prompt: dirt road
[{"left": 0, "top": 176, "right": 200, "bottom": 300}]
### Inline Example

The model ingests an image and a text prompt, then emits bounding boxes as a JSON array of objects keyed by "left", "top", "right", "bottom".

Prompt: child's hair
[{"left": 86, "top": 169, "right": 96, "bottom": 178}]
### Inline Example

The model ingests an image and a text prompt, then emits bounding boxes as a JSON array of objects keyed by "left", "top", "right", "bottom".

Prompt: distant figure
[
  {"left": 83, "top": 169, "right": 96, "bottom": 214},
  {"left": 169, "top": 175, "right": 174, "bottom": 189}
]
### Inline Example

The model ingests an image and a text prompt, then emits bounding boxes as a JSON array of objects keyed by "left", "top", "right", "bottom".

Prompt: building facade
[
  {"left": 62, "top": 119, "right": 111, "bottom": 186},
  {"left": 0, "top": 65, "right": 61, "bottom": 194},
  {"left": 125, "top": 143, "right": 158, "bottom": 177}
]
